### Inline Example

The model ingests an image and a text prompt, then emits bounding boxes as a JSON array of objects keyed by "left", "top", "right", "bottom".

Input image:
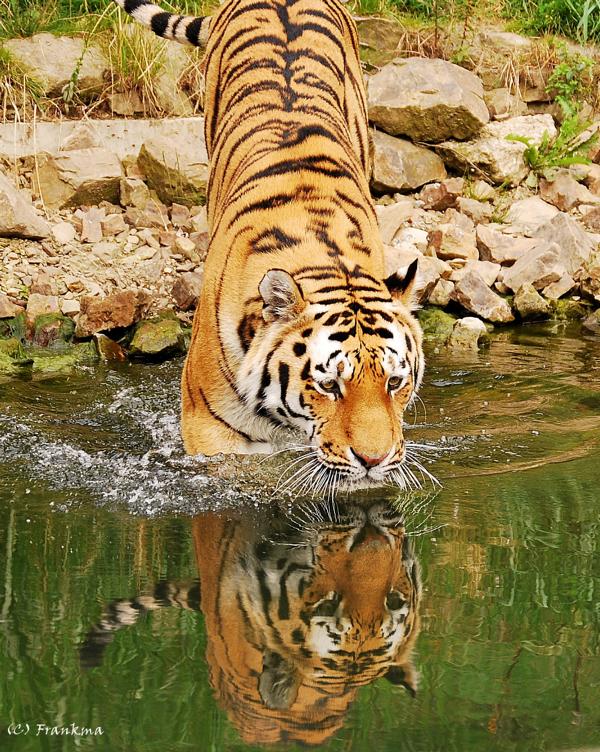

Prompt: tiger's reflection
[{"left": 81, "top": 501, "right": 421, "bottom": 746}]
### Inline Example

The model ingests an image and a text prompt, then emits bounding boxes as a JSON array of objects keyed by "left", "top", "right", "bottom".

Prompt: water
[{"left": 0, "top": 322, "right": 599, "bottom": 751}]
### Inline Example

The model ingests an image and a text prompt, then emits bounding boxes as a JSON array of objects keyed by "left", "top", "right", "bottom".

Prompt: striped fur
[
  {"left": 113, "top": 0, "right": 211, "bottom": 45},
  {"left": 81, "top": 503, "right": 421, "bottom": 745},
  {"left": 115, "top": 0, "right": 425, "bottom": 486}
]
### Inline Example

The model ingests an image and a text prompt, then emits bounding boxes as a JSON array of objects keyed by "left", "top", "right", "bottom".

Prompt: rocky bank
[{"left": 1, "top": 26, "right": 600, "bottom": 373}]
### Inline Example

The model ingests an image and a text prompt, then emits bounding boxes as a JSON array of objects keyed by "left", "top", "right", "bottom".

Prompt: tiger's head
[{"left": 239, "top": 260, "right": 424, "bottom": 487}]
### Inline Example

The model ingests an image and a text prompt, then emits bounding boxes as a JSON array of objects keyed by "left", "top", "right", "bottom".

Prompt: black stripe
[
  {"left": 197, "top": 385, "right": 253, "bottom": 443},
  {"left": 150, "top": 11, "right": 170, "bottom": 37}
]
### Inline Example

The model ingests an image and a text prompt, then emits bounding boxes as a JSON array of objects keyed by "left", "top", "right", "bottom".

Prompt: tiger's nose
[{"left": 350, "top": 448, "right": 389, "bottom": 468}]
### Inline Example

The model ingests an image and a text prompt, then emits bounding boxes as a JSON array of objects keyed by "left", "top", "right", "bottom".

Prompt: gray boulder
[
  {"left": 138, "top": 138, "right": 208, "bottom": 207},
  {"left": 513, "top": 283, "right": 550, "bottom": 319},
  {"left": 4, "top": 34, "right": 107, "bottom": 98},
  {"left": 367, "top": 57, "right": 489, "bottom": 142},
  {"left": 0, "top": 171, "right": 51, "bottom": 239},
  {"left": 534, "top": 213, "right": 596, "bottom": 276},
  {"left": 436, "top": 114, "right": 557, "bottom": 186},
  {"left": 453, "top": 270, "right": 514, "bottom": 323},
  {"left": 499, "top": 241, "right": 566, "bottom": 292},
  {"left": 371, "top": 131, "right": 446, "bottom": 192},
  {"left": 33, "top": 149, "right": 122, "bottom": 209}
]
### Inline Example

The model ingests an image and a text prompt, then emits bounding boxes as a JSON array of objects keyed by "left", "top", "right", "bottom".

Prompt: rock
[
  {"left": 499, "top": 241, "right": 565, "bottom": 292},
  {"left": 51, "top": 221, "right": 77, "bottom": 245},
  {"left": 371, "top": 131, "right": 447, "bottom": 192},
  {"left": 30, "top": 271, "right": 55, "bottom": 296},
  {"left": 75, "top": 291, "right": 150, "bottom": 337},
  {"left": 172, "top": 271, "right": 204, "bottom": 310},
  {"left": 453, "top": 270, "right": 514, "bottom": 322},
  {"left": 519, "top": 68, "right": 552, "bottom": 103},
  {"left": 109, "top": 91, "right": 145, "bottom": 117},
  {"left": 375, "top": 198, "right": 416, "bottom": 244},
  {"left": 451, "top": 259, "right": 501, "bottom": 287},
  {"left": 582, "top": 309, "right": 600, "bottom": 334},
  {"left": 417, "top": 307, "right": 457, "bottom": 342},
  {"left": 60, "top": 298, "right": 81, "bottom": 317},
  {"left": 456, "top": 196, "right": 493, "bottom": 223},
  {"left": 25, "top": 294, "right": 60, "bottom": 329},
  {"left": 33, "top": 149, "right": 122, "bottom": 209},
  {"left": 415, "top": 256, "right": 453, "bottom": 301},
  {"left": 383, "top": 245, "right": 419, "bottom": 278},
  {"left": 420, "top": 178, "right": 464, "bottom": 210},
  {"left": 534, "top": 213, "right": 596, "bottom": 276},
  {"left": 137, "top": 138, "right": 208, "bottom": 207},
  {"left": 125, "top": 204, "right": 169, "bottom": 229},
  {"left": 31, "top": 341, "right": 99, "bottom": 373},
  {"left": 4, "top": 34, "right": 107, "bottom": 98},
  {"left": 0, "top": 294, "right": 19, "bottom": 319},
  {"left": 355, "top": 17, "right": 404, "bottom": 50},
  {"left": 32, "top": 313, "right": 75, "bottom": 346},
  {"left": 504, "top": 196, "right": 560, "bottom": 235},
  {"left": 80, "top": 207, "right": 105, "bottom": 243},
  {"left": 542, "top": 274, "right": 576, "bottom": 300},
  {"left": 153, "top": 44, "right": 195, "bottom": 117},
  {"left": 582, "top": 163, "right": 600, "bottom": 195},
  {"left": 575, "top": 251, "right": 600, "bottom": 303},
  {"left": 0, "top": 172, "right": 51, "bottom": 239},
  {"left": 513, "top": 283, "right": 550, "bottom": 319},
  {"left": 469, "top": 180, "right": 496, "bottom": 202},
  {"left": 427, "top": 278, "right": 454, "bottom": 307},
  {"left": 484, "top": 88, "right": 528, "bottom": 120},
  {"left": 436, "top": 115, "right": 557, "bottom": 186},
  {"left": 478, "top": 29, "right": 532, "bottom": 52},
  {"left": 428, "top": 217, "right": 478, "bottom": 261},
  {"left": 129, "top": 314, "right": 186, "bottom": 358},
  {"left": 171, "top": 203, "right": 192, "bottom": 228},
  {"left": 120, "top": 177, "right": 151, "bottom": 209},
  {"left": 190, "top": 206, "right": 209, "bottom": 234},
  {"left": 476, "top": 224, "right": 539, "bottom": 264},
  {"left": 367, "top": 57, "right": 489, "bottom": 142},
  {"left": 447, "top": 316, "right": 489, "bottom": 349},
  {"left": 0, "top": 338, "right": 30, "bottom": 373},
  {"left": 94, "top": 333, "right": 128, "bottom": 362},
  {"left": 101, "top": 213, "right": 128, "bottom": 236},
  {"left": 60, "top": 125, "right": 99, "bottom": 151},
  {"left": 539, "top": 173, "right": 598, "bottom": 212},
  {"left": 580, "top": 205, "right": 600, "bottom": 231},
  {"left": 550, "top": 298, "right": 591, "bottom": 320}
]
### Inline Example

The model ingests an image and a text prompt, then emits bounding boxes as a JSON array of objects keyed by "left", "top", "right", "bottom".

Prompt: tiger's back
[{"left": 182, "top": 0, "right": 390, "bottom": 455}]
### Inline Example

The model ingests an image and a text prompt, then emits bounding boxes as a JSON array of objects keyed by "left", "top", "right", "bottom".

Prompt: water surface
[{"left": 0, "top": 323, "right": 599, "bottom": 751}]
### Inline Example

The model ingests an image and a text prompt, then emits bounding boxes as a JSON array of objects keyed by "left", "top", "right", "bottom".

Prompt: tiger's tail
[{"left": 113, "top": 0, "right": 211, "bottom": 47}]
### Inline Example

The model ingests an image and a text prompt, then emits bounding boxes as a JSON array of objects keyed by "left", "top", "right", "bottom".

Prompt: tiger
[
  {"left": 81, "top": 501, "right": 422, "bottom": 746},
  {"left": 113, "top": 0, "right": 425, "bottom": 489}
]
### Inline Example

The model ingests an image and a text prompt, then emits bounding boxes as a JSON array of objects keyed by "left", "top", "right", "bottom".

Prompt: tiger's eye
[
  {"left": 388, "top": 375, "right": 404, "bottom": 391},
  {"left": 320, "top": 379, "right": 338, "bottom": 393}
]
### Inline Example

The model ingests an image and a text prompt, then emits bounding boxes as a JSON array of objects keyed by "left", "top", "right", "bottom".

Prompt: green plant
[
  {"left": 507, "top": 113, "right": 598, "bottom": 183},
  {"left": 546, "top": 42, "right": 594, "bottom": 117},
  {"left": 0, "top": 46, "right": 45, "bottom": 115}
]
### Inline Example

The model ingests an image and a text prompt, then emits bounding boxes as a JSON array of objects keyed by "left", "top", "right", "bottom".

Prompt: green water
[{"left": 0, "top": 323, "right": 599, "bottom": 751}]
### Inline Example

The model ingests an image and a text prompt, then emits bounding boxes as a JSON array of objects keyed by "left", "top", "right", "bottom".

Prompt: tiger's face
[{"left": 239, "top": 260, "right": 424, "bottom": 487}]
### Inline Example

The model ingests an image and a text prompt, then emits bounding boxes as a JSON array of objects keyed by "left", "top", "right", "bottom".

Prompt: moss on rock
[{"left": 417, "top": 307, "right": 458, "bottom": 343}]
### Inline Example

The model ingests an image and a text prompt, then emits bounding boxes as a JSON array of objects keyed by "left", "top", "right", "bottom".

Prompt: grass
[
  {"left": 0, "top": 0, "right": 597, "bottom": 120},
  {"left": 0, "top": 46, "right": 45, "bottom": 120}
]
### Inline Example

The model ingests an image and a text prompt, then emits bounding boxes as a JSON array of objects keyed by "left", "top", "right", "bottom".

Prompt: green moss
[
  {"left": 129, "top": 314, "right": 186, "bottom": 359},
  {"left": 0, "top": 311, "right": 27, "bottom": 342},
  {"left": 30, "top": 341, "right": 99, "bottom": 372},
  {"left": 549, "top": 298, "right": 592, "bottom": 320},
  {"left": 32, "top": 313, "right": 75, "bottom": 346},
  {"left": 417, "top": 307, "right": 457, "bottom": 342}
]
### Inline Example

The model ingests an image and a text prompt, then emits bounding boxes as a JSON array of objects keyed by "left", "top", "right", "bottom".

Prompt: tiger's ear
[
  {"left": 258, "top": 650, "right": 300, "bottom": 709},
  {"left": 385, "top": 258, "right": 419, "bottom": 309},
  {"left": 259, "top": 269, "right": 305, "bottom": 323},
  {"left": 385, "top": 659, "right": 419, "bottom": 697}
]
